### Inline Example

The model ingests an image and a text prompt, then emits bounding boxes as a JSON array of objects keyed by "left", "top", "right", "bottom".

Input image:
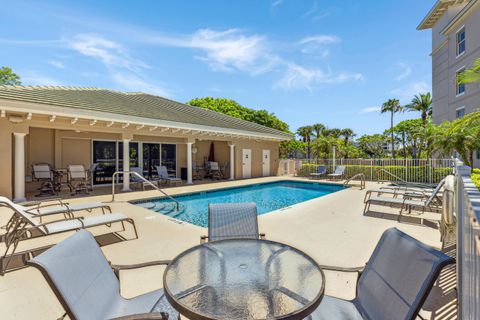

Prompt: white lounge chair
[
  {"left": 328, "top": 166, "right": 345, "bottom": 180},
  {"left": 364, "top": 178, "right": 446, "bottom": 204},
  {"left": 209, "top": 161, "right": 222, "bottom": 180},
  {"left": 363, "top": 180, "right": 445, "bottom": 216},
  {"left": 156, "top": 166, "right": 182, "bottom": 185},
  {"left": 0, "top": 197, "right": 137, "bottom": 275}
]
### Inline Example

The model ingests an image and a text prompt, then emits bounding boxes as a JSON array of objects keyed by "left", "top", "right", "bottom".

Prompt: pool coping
[{"left": 129, "top": 179, "right": 349, "bottom": 227}]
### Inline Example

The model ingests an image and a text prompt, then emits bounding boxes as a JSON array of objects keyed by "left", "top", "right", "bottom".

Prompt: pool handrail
[
  {"left": 343, "top": 173, "right": 366, "bottom": 190},
  {"left": 110, "top": 171, "right": 180, "bottom": 211}
]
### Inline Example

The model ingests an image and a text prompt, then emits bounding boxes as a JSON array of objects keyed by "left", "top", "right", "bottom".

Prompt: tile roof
[{"left": 0, "top": 86, "right": 292, "bottom": 139}]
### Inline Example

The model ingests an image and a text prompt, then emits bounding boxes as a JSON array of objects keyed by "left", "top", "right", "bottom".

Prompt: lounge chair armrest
[
  {"left": 110, "top": 312, "right": 169, "bottom": 320},
  {"left": 111, "top": 260, "right": 171, "bottom": 272},
  {"left": 259, "top": 233, "right": 266, "bottom": 239},
  {"left": 318, "top": 264, "right": 365, "bottom": 273}
]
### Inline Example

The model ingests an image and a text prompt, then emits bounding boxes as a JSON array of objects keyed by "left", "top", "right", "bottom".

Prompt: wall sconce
[{"left": 192, "top": 147, "right": 198, "bottom": 154}]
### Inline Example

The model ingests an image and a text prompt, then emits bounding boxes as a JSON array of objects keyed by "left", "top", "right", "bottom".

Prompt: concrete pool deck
[{"left": 0, "top": 176, "right": 451, "bottom": 319}]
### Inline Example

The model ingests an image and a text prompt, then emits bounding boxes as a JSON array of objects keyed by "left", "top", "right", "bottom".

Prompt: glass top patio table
[{"left": 163, "top": 239, "right": 325, "bottom": 320}]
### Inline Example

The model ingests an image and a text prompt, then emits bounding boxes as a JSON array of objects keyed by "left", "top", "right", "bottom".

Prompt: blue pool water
[{"left": 132, "top": 181, "right": 345, "bottom": 227}]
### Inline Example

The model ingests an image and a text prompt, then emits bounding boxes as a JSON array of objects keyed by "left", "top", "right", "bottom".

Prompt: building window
[
  {"left": 456, "top": 68, "right": 466, "bottom": 96},
  {"left": 456, "top": 27, "right": 466, "bottom": 57},
  {"left": 456, "top": 107, "right": 465, "bottom": 118}
]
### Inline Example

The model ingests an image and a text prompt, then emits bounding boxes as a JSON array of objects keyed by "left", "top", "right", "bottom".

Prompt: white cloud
[
  {"left": 22, "top": 72, "right": 63, "bottom": 86},
  {"left": 302, "top": 1, "right": 318, "bottom": 18},
  {"left": 47, "top": 60, "right": 65, "bottom": 69},
  {"left": 396, "top": 63, "right": 412, "bottom": 81},
  {"left": 360, "top": 107, "right": 381, "bottom": 114},
  {"left": 271, "top": 0, "right": 283, "bottom": 8},
  {"left": 298, "top": 35, "right": 340, "bottom": 55},
  {"left": 111, "top": 72, "right": 170, "bottom": 97},
  {"left": 68, "top": 34, "right": 148, "bottom": 71},
  {"left": 276, "top": 63, "right": 364, "bottom": 90},
  {"left": 147, "top": 29, "right": 276, "bottom": 75},
  {"left": 390, "top": 81, "right": 431, "bottom": 103},
  {"left": 298, "top": 35, "right": 340, "bottom": 45}
]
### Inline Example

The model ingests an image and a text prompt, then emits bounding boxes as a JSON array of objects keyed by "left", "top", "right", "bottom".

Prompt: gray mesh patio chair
[
  {"left": 201, "top": 203, "right": 265, "bottom": 243},
  {"left": 328, "top": 165, "right": 345, "bottom": 180},
  {"left": 310, "top": 166, "right": 327, "bottom": 180},
  {"left": 309, "top": 227, "right": 454, "bottom": 320},
  {"left": 0, "top": 196, "right": 137, "bottom": 275},
  {"left": 27, "top": 230, "right": 179, "bottom": 320}
]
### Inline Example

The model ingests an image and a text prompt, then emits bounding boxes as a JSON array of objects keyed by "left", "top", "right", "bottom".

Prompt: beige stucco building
[
  {"left": 0, "top": 86, "right": 291, "bottom": 201},
  {"left": 418, "top": 0, "right": 480, "bottom": 123}
]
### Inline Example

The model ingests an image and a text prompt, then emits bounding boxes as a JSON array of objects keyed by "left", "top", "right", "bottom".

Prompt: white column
[
  {"left": 229, "top": 144, "right": 235, "bottom": 180},
  {"left": 122, "top": 139, "right": 131, "bottom": 192},
  {"left": 13, "top": 133, "right": 27, "bottom": 202},
  {"left": 187, "top": 142, "right": 193, "bottom": 184}
]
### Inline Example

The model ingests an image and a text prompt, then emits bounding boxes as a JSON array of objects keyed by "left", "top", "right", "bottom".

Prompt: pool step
[{"left": 154, "top": 202, "right": 185, "bottom": 216}]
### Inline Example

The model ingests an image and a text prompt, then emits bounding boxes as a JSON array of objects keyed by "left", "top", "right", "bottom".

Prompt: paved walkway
[{"left": 0, "top": 176, "right": 447, "bottom": 319}]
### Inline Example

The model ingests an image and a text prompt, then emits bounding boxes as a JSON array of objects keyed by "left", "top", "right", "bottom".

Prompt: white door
[
  {"left": 262, "top": 149, "right": 270, "bottom": 177},
  {"left": 242, "top": 149, "right": 252, "bottom": 179}
]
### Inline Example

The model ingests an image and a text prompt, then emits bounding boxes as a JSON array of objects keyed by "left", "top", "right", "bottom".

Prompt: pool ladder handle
[
  {"left": 343, "top": 173, "right": 366, "bottom": 190},
  {"left": 109, "top": 171, "right": 180, "bottom": 211}
]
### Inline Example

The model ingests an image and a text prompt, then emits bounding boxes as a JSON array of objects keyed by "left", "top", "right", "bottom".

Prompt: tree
[
  {"left": 358, "top": 134, "right": 388, "bottom": 158},
  {"left": 458, "top": 57, "right": 480, "bottom": 84},
  {"left": 434, "top": 112, "right": 480, "bottom": 166},
  {"left": 323, "top": 128, "right": 342, "bottom": 139},
  {"left": 296, "top": 126, "right": 314, "bottom": 158},
  {"left": 340, "top": 128, "right": 355, "bottom": 158},
  {"left": 279, "top": 140, "right": 306, "bottom": 158},
  {"left": 381, "top": 99, "right": 403, "bottom": 158},
  {"left": 385, "top": 119, "right": 423, "bottom": 158},
  {"left": 312, "top": 123, "right": 325, "bottom": 139},
  {"left": 404, "top": 93, "right": 432, "bottom": 127},
  {"left": 0, "top": 66, "right": 21, "bottom": 85},
  {"left": 187, "top": 97, "right": 290, "bottom": 132}
]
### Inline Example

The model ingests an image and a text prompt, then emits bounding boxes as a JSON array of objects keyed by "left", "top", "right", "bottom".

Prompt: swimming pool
[{"left": 132, "top": 181, "right": 345, "bottom": 227}]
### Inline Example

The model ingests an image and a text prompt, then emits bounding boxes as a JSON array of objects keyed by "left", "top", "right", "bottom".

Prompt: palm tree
[
  {"left": 312, "top": 123, "right": 325, "bottom": 139},
  {"left": 324, "top": 128, "right": 342, "bottom": 139},
  {"left": 296, "top": 126, "right": 313, "bottom": 158},
  {"left": 340, "top": 128, "right": 355, "bottom": 158},
  {"left": 381, "top": 99, "right": 403, "bottom": 158},
  {"left": 405, "top": 92, "right": 432, "bottom": 127}
]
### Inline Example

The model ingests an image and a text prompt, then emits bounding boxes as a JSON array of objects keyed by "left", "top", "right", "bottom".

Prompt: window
[
  {"left": 456, "top": 27, "right": 466, "bottom": 57},
  {"left": 456, "top": 68, "right": 466, "bottom": 96},
  {"left": 456, "top": 107, "right": 465, "bottom": 118}
]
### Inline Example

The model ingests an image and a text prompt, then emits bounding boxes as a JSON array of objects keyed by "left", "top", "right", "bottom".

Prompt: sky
[{"left": 0, "top": 0, "right": 435, "bottom": 137}]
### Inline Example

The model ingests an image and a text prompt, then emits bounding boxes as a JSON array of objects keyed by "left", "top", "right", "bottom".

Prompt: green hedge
[
  {"left": 297, "top": 163, "right": 452, "bottom": 184},
  {"left": 472, "top": 168, "right": 480, "bottom": 189}
]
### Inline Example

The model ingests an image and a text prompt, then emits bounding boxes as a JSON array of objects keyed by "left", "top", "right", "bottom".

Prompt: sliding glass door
[
  {"left": 92, "top": 140, "right": 176, "bottom": 184},
  {"left": 161, "top": 144, "right": 176, "bottom": 176},
  {"left": 143, "top": 143, "right": 160, "bottom": 179},
  {"left": 92, "top": 141, "right": 117, "bottom": 185}
]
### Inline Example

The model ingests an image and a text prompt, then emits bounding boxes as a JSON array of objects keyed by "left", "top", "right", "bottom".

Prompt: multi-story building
[{"left": 418, "top": 0, "right": 480, "bottom": 123}]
